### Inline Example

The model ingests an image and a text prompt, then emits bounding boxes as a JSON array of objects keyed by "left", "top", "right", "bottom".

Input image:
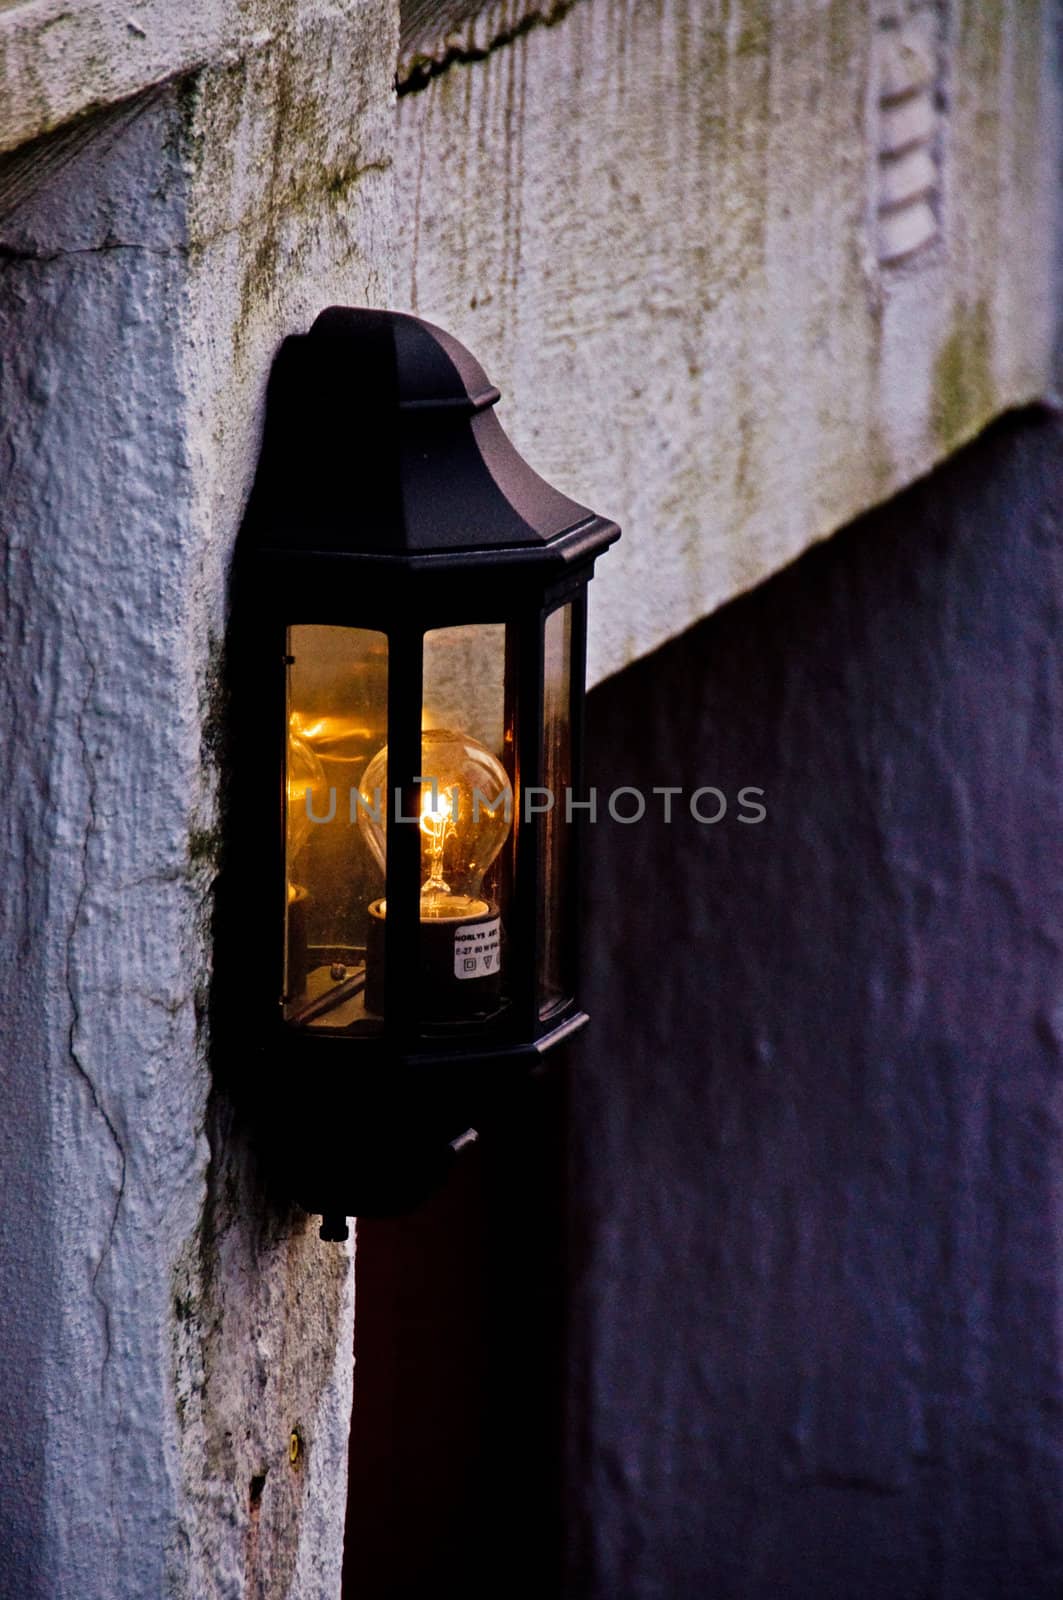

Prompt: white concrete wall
[
  {"left": 394, "top": 0, "right": 1061, "bottom": 686},
  {"left": 0, "top": 3, "right": 396, "bottom": 1595}
]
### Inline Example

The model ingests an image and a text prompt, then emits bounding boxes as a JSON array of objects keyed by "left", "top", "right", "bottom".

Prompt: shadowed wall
[{"left": 573, "top": 408, "right": 1063, "bottom": 1599}]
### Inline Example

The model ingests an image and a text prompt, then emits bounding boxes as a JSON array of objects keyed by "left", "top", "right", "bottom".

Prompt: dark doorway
[{"left": 342, "top": 1069, "right": 568, "bottom": 1599}]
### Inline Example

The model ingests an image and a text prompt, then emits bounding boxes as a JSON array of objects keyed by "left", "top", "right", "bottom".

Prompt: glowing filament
[{"left": 419, "top": 788, "right": 456, "bottom": 904}]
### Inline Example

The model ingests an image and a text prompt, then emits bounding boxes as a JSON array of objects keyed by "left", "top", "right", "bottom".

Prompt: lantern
[{"left": 223, "top": 308, "right": 619, "bottom": 1237}]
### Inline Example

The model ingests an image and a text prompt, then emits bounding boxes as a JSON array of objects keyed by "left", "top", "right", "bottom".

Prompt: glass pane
[
  {"left": 416, "top": 624, "right": 512, "bottom": 1025},
  {"left": 284, "top": 625, "right": 387, "bottom": 1031},
  {"left": 539, "top": 605, "right": 573, "bottom": 1017}
]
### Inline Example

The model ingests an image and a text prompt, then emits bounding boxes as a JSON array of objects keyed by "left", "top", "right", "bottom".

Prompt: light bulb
[{"left": 358, "top": 728, "right": 513, "bottom": 920}]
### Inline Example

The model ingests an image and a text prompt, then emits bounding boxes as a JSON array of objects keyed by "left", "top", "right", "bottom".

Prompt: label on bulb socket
[{"left": 453, "top": 917, "right": 501, "bottom": 980}]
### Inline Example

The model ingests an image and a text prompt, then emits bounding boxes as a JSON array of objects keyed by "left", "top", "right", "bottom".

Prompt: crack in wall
[
  {"left": 0, "top": 145, "right": 389, "bottom": 267},
  {"left": 0, "top": 239, "right": 182, "bottom": 263},
  {"left": 66, "top": 616, "right": 127, "bottom": 1391}
]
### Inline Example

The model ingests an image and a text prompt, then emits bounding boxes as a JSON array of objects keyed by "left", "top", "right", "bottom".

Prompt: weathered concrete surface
[
  {"left": 395, "top": 0, "right": 1061, "bottom": 686},
  {"left": 0, "top": 0, "right": 377, "bottom": 155},
  {"left": 0, "top": 4, "right": 396, "bottom": 1594},
  {"left": 576, "top": 408, "right": 1063, "bottom": 1599}
]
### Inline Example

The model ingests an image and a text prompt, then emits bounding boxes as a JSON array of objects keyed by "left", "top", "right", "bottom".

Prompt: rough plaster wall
[
  {"left": 0, "top": 0, "right": 375, "bottom": 155},
  {"left": 0, "top": 4, "right": 396, "bottom": 1595},
  {"left": 575, "top": 408, "right": 1063, "bottom": 1599},
  {"left": 394, "top": 0, "right": 1061, "bottom": 687}
]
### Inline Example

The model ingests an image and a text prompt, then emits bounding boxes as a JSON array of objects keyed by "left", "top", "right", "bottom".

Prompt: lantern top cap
[
  {"left": 310, "top": 306, "right": 502, "bottom": 414},
  {"left": 242, "top": 306, "right": 620, "bottom": 573}
]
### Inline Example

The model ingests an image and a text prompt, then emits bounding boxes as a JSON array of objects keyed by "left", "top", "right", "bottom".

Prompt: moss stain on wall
[{"left": 932, "top": 298, "right": 993, "bottom": 457}]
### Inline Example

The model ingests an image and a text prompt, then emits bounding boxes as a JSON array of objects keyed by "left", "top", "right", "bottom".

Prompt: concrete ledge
[{"left": 0, "top": 0, "right": 368, "bottom": 155}]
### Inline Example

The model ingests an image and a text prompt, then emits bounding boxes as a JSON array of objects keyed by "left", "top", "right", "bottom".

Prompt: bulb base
[{"left": 365, "top": 897, "right": 504, "bottom": 1023}]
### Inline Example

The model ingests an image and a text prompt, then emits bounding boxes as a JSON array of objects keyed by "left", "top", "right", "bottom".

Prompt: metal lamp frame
[{"left": 219, "top": 308, "right": 619, "bottom": 1231}]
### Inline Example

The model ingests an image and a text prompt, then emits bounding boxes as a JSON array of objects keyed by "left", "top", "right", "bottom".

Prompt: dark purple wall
[{"left": 571, "top": 409, "right": 1063, "bottom": 1599}]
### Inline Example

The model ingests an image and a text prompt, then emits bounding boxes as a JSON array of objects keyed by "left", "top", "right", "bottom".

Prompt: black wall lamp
[{"left": 224, "top": 308, "right": 619, "bottom": 1238}]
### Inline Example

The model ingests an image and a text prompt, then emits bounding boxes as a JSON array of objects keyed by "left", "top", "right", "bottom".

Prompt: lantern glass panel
[
  {"left": 539, "top": 603, "right": 573, "bottom": 1017},
  {"left": 416, "top": 623, "right": 513, "bottom": 1024},
  {"left": 283, "top": 624, "right": 387, "bottom": 1031}
]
